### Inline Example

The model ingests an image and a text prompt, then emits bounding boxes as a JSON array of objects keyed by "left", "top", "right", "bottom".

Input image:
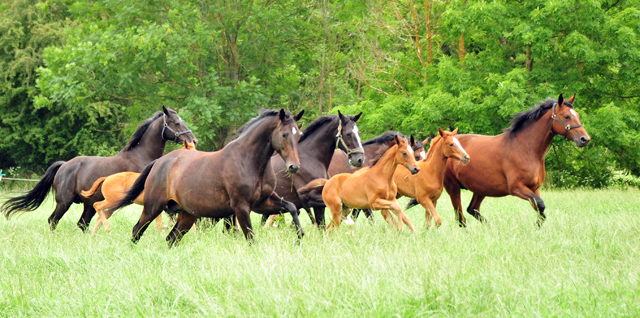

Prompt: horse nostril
[{"left": 288, "top": 164, "right": 300, "bottom": 173}]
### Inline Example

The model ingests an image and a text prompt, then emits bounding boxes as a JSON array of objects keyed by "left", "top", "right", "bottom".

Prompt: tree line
[{"left": 1, "top": 0, "right": 639, "bottom": 187}]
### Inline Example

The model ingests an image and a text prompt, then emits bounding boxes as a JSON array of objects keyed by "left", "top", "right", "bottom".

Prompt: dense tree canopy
[{"left": 1, "top": 0, "right": 639, "bottom": 187}]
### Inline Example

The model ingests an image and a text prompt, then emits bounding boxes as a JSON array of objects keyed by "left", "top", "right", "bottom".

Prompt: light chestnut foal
[
  {"left": 81, "top": 140, "right": 196, "bottom": 236},
  {"left": 393, "top": 128, "right": 470, "bottom": 228},
  {"left": 300, "top": 136, "right": 420, "bottom": 232}
]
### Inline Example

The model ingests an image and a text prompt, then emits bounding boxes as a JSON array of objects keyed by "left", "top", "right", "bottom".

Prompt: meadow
[{"left": 0, "top": 188, "right": 639, "bottom": 317}]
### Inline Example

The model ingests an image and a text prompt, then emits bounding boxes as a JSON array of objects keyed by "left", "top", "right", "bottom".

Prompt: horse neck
[
  {"left": 370, "top": 145, "right": 400, "bottom": 184},
  {"left": 226, "top": 118, "right": 278, "bottom": 176},
  {"left": 421, "top": 139, "right": 448, "bottom": 183},
  {"left": 121, "top": 118, "right": 166, "bottom": 161},
  {"left": 299, "top": 118, "right": 339, "bottom": 168},
  {"left": 510, "top": 111, "right": 555, "bottom": 160}
]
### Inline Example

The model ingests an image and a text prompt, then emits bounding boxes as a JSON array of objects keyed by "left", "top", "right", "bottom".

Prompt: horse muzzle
[
  {"left": 349, "top": 153, "right": 365, "bottom": 167},
  {"left": 408, "top": 165, "right": 420, "bottom": 175},
  {"left": 287, "top": 163, "right": 300, "bottom": 174},
  {"left": 575, "top": 136, "right": 590, "bottom": 148},
  {"left": 460, "top": 155, "right": 470, "bottom": 165}
]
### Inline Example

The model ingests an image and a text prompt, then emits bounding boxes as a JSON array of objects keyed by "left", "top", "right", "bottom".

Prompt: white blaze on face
[
  {"left": 420, "top": 150, "right": 426, "bottom": 159},
  {"left": 406, "top": 145, "right": 413, "bottom": 155},
  {"left": 570, "top": 109, "right": 578, "bottom": 118},
  {"left": 352, "top": 125, "right": 363, "bottom": 148},
  {"left": 292, "top": 127, "right": 297, "bottom": 135},
  {"left": 453, "top": 137, "right": 468, "bottom": 155}
]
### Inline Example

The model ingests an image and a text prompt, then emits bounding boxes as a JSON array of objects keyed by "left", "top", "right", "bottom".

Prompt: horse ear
[
  {"left": 293, "top": 110, "right": 304, "bottom": 122},
  {"left": 438, "top": 127, "right": 444, "bottom": 137},
  {"left": 338, "top": 110, "right": 346, "bottom": 122},
  {"left": 297, "top": 122, "right": 304, "bottom": 130},
  {"left": 353, "top": 112, "right": 363, "bottom": 122},
  {"left": 394, "top": 135, "right": 401, "bottom": 145},
  {"left": 557, "top": 94, "right": 564, "bottom": 107},
  {"left": 163, "top": 106, "right": 170, "bottom": 116},
  {"left": 410, "top": 135, "right": 416, "bottom": 147},
  {"left": 183, "top": 140, "right": 188, "bottom": 148},
  {"left": 279, "top": 109, "right": 287, "bottom": 122},
  {"left": 452, "top": 128, "right": 459, "bottom": 135},
  {"left": 567, "top": 94, "right": 575, "bottom": 104},
  {"left": 422, "top": 137, "right": 430, "bottom": 145}
]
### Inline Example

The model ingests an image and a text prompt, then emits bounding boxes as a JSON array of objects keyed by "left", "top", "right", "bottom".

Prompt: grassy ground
[{"left": 0, "top": 188, "right": 639, "bottom": 317}]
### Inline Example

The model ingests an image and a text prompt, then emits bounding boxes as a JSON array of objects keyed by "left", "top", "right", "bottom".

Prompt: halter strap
[
  {"left": 549, "top": 103, "right": 583, "bottom": 139},
  {"left": 336, "top": 118, "right": 364, "bottom": 158},
  {"left": 161, "top": 114, "right": 192, "bottom": 143}
]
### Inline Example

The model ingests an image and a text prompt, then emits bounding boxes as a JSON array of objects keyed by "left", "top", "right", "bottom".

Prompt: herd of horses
[{"left": 1, "top": 95, "right": 590, "bottom": 247}]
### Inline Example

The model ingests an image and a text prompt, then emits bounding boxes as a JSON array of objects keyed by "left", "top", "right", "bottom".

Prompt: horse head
[
  {"left": 438, "top": 128, "right": 470, "bottom": 164},
  {"left": 336, "top": 110, "right": 365, "bottom": 167},
  {"left": 394, "top": 135, "right": 420, "bottom": 175},
  {"left": 272, "top": 109, "right": 305, "bottom": 174},
  {"left": 550, "top": 94, "right": 590, "bottom": 147},
  {"left": 161, "top": 106, "right": 198, "bottom": 146}
]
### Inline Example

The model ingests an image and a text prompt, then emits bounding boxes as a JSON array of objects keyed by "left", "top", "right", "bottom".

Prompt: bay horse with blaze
[{"left": 408, "top": 94, "right": 590, "bottom": 226}]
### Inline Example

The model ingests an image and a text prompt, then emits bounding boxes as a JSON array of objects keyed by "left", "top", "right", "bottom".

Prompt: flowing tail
[
  {"left": 1, "top": 161, "right": 65, "bottom": 219},
  {"left": 104, "top": 160, "right": 156, "bottom": 215},
  {"left": 406, "top": 198, "right": 419, "bottom": 210},
  {"left": 80, "top": 177, "right": 107, "bottom": 198},
  {"left": 298, "top": 178, "right": 328, "bottom": 196}
]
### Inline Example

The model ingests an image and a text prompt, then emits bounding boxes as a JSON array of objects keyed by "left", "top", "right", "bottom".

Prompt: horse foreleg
[
  {"left": 418, "top": 197, "right": 441, "bottom": 229},
  {"left": 166, "top": 213, "right": 198, "bottom": 248},
  {"left": 466, "top": 193, "right": 487, "bottom": 224},
  {"left": 155, "top": 214, "right": 164, "bottom": 231},
  {"left": 233, "top": 203, "right": 254, "bottom": 241},
  {"left": 372, "top": 198, "right": 416, "bottom": 233},
  {"left": 91, "top": 201, "right": 109, "bottom": 236},
  {"left": 512, "top": 186, "right": 545, "bottom": 227}
]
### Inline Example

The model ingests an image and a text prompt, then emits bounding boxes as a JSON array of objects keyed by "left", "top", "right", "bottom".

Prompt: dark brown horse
[
  {"left": 408, "top": 95, "right": 590, "bottom": 227},
  {"left": 327, "top": 131, "right": 426, "bottom": 221},
  {"left": 260, "top": 111, "right": 364, "bottom": 228},
  {"left": 1, "top": 107, "right": 196, "bottom": 231},
  {"left": 107, "top": 109, "right": 304, "bottom": 246}
]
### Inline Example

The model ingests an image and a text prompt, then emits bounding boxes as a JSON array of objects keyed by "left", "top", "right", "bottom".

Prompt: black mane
[
  {"left": 230, "top": 109, "right": 290, "bottom": 142},
  {"left": 362, "top": 131, "right": 407, "bottom": 146},
  {"left": 299, "top": 115, "right": 337, "bottom": 143},
  {"left": 122, "top": 111, "right": 164, "bottom": 152},
  {"left": 505, "top": 98, "right": 573, "bottom": 135}
]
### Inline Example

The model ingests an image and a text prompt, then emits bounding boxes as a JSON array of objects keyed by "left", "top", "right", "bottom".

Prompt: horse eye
[
  {"left": 282, "top": 133, "right": 288, "bottom": 138},
  {"left": 346, "top": 133, "right": 352, "bottom": 137},
  {"left": 564, "top": 115, "right": 570, "bottom": 120},
  {"left": 450, "top": 143, "right": 454, "bottom": 146}
]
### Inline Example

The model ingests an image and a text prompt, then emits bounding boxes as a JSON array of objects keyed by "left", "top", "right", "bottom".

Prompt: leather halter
[
  {"left": 161, "top": 114, "right": 192, "bottom": 143},
  {"left": 549, "top": 102, "right": 582, "bottom": 139},
  {"left": 336, "top": 118, "right": 364, "bottom": 158}
]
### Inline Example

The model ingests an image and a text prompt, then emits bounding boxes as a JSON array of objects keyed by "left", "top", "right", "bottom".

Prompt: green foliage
[{"left": 1, "top": 0, "right": 640, "bottom": 187}]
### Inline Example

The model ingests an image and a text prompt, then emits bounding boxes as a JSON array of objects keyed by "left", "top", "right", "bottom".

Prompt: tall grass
[{"left": 1, "top": 189, "right": 639, "bottom": 316}]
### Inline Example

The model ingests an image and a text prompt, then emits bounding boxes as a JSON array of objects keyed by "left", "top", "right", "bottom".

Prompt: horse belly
[{"left": 338, "top": 177, "right": 370, "bottom": 209}]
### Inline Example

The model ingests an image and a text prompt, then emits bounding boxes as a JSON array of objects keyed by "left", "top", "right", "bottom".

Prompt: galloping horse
[
  {"left": 327, "top": 131, "right": 426, "bottom": 222},
  {"left": 300, "top": 136, "right": 420, "bottom": 232},
  {"left": 394, "top": 128, "right": 469, "bottom": 228},
  {"left": 1, "top": 107, "right": 196, "bottom": 232},
  {"left": 261, "top": 111, "right": 364, "bottom": 228},
  {"left": 81, "top": 140, "right": 197, "bottom": 236},
  {"left": 107, "top": 109, "right": 304, "bottom": 246},
  {"left": 410, "top": 95, "right": 589, "bottom": 227}
]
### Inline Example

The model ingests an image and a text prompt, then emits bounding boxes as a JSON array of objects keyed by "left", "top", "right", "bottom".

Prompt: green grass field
[{"left": 1, "top": 188, "right": 639, "bottom": 317}]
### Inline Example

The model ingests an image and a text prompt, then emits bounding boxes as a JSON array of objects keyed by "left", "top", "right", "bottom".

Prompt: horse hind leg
[
  {"left": 444, "top": 171, "right": 466, "bottom": 227},
  {"left": 48, "top": 196, "right": 74, "bottom": 231},
  {"left": 132, "top": 202, "right": 165, "bottom": 244},
  {"left": 166, "top": 213, "right": 198, "bottom": 248},
  {"left": 466, "top": 193, "right": 487, "bottom": 224},
  {"left": 78, "top": 202, "right": 97, "bottom": 233},
  {"left": 91, "top": 201, "right": 110, "bottom": 236}
]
